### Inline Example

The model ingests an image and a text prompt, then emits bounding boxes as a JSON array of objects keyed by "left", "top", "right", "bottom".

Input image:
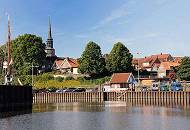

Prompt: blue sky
[{"left": 0, "top": 0, "right": 190, "bottom": 58}]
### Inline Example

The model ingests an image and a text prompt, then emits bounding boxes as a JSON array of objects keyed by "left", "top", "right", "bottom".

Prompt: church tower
[{"left": 45, "top": 18, "right": 55, "bottom": 57}]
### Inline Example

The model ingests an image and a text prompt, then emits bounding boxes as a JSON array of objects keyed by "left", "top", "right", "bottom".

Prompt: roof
[
  {"left": 67, "top": 58, "right": 79, "bottom": 68},
  {"left": 133, "top": 53, "right": 173, "bottom": 69},
  {"left": 55, "top": 59, "right": 64, "bottom": 68},
  {"left": 54, "top": 57, "right": 79, "bottom": 68},
  {"left": 139, "top": 57, "right": 160, "bottom": 68},
  {"left": 110, "top": 73, "right": 133, "bottom": 84},
  {"left": 173, "top": 57, "right": 183, "bottom": 63},
  {"left": 159, "top": 61, "right": 180, "bottom": 70},
  {"left": 151, "top": 53, "right": 172, "bottom": 61}
]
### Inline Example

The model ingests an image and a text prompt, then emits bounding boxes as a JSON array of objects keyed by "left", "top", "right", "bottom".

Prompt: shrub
[
  {"left": 35, "top": 73, "right": 54, "bottom": 82},
  {"left": 55, "top": 77, "right": 64, "bottom": 82},
  {"left": 65, "top": 76, "right": 74, "bottom": 80}
]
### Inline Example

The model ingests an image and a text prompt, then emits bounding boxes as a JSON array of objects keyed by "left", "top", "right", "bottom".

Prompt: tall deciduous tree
[
  {"left": 106, "top": 42, "right": 133, "bottom": 73},
  {"left": 78, "top": 41, "right": 106, "bottom": 76},
  {"left": 177, "top": 56, "right": 190, "bottom": 81},
  {"left": 12, "top": 34, "right": 46, "bottom": 75}
]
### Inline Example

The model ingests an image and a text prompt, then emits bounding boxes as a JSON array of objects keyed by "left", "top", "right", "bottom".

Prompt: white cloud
[{"left": 91, "top": 2, "right": 130, "bottom": 30}]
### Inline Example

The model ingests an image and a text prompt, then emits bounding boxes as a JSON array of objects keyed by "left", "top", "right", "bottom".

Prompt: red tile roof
[
  {"left": 159, "top": 61, "right": 180, "bottom": 70},
  {"left": 54, "top": 58, "right": 79, "bottom": 68},
  {"left": 67, "top": 58, "right": 79, "bottom": 68},
  {"left": 55, "top": 59, "right": 64, "bottom": 68},
  {"left": 133, "top": 53, "right": 173, "bottom": 70},
  {"left": 173, "top": 57, "right": 183, "bottom": 63},
  {"left": 151, "top": 53, "right": 172, "bottom": 62},
  {"left": 110, "top": 73, "right": 132, "bottom": 84}
]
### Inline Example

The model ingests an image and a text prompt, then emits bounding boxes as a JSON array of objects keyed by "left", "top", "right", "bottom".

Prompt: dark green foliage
[
  {"left": 55, "top": 77, "right": 64, "bottom": 82},
  {"left": 78, "top": 41, "right": 106, "bottom": 76},
  {"left": 35, "top": 73, "right": 54, "bottom": 82},
  {"left": 12, "top": 34, "right": 46, "bottom": 75},
  {"left": 106, "top": 42, "right": 133, "bottom": 73},
  {"left": 77, "top": 76, "right": 110, "bottom": 85},
  {"left": 177, "top": 57, "right": 190, "bottom": 81},
  {"left": 19, "top": 75, "right": 32, "bottom": 85},
  {"left": 65, "top": 76, "right": 74, "bottom": 80},
  {"left": 0, "top": 47, "right": 4, "bottom": 74}
]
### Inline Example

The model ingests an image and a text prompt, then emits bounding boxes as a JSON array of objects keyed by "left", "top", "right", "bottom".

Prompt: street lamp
[{"left": 26, "top": 63, "right": 38, "bottom": 87}]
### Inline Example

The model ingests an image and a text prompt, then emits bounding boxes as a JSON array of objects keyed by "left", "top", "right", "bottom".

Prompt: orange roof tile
[
  {"left": 174, "top": 57, "right": 183, "bottom": 63},
  {"left": 55, "top": 59, "right": 64, "bottom": 67},
  {"left": 67, "top": 58, "right": 79, "bottom": 68},
  {"left": 110, "top": 73, "right": 132, "bottom": 84},
  {"left": 159, "top": 61, "right": 180, "bottom": 70}
]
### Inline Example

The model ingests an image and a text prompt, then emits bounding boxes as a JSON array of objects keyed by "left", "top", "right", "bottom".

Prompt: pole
[
  {"left": 32, "top": 63, "right": 34, "bottom": 87},
  {"left": 138, "top": 58, "right": 140, "bottom": 84},
  {"left": 137, "top": 52, "right": 140, "bottom": 84}
]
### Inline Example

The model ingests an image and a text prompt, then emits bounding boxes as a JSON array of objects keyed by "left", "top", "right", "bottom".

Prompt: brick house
[{"left": 133, "top": 53, "right": 174, "bottom": 72}]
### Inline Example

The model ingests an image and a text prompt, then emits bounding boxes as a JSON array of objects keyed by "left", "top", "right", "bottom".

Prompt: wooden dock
[{"left": 33, "top": 91, "right": 190, "bottom": 105}]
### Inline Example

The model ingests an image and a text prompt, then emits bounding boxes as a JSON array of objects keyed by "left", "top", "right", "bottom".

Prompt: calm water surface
[{"left": 0, "top": 101, "right": 190, "bottom": 130}]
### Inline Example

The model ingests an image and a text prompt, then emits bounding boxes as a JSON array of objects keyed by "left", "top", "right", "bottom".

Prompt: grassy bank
[{"left": 32, "top": 74, "right": 110, "bottom": 89}]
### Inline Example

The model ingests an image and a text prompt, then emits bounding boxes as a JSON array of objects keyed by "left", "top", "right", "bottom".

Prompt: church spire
[
  {"left": 45, "top": 17, "right": 55, "bottom": 57},
  {"left": 48, "top": 17, "right": 52, "bottom": 39}
]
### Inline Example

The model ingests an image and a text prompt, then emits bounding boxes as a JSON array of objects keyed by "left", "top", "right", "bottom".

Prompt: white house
[{"left": 104, "top": 73, "right": 136, "bottom": 92}]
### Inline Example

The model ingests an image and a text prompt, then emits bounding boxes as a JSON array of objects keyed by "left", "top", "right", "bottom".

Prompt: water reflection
[
  {"left": 33, "top": 102, "right": 105, "bottom": 113},
  {"left": 0, "top": 102, "right": 190, "bottom": 130}
]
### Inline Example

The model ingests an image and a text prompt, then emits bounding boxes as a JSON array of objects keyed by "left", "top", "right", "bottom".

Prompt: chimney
[{"left": 161, "top": 53, "right": 162, "bottom": 55}]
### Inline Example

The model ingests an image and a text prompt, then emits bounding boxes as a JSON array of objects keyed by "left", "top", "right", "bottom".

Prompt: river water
[{"left": 0, "top": 101, "right": 190, "bottom": 130}]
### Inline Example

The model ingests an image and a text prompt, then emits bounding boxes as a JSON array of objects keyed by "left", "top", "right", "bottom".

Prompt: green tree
[
  {"left": 106, "top": 42, "right": 133, "bottom": 73},
  {"left": 12, "top": 34, "right": 46, "bottom": 75},
  {"left": 177, "top": 57, "right": 190, "bottom": 81},
  {"left": 78, "top": 41, "right": 106, "bottom": 76},
  {"left": 0, "top": 47, "right": 4, "bottom": 74}
]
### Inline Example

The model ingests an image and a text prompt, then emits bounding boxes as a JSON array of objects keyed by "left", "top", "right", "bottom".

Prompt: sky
[{"left": 0, "top": 0, "right": 190, "bottom": 58}]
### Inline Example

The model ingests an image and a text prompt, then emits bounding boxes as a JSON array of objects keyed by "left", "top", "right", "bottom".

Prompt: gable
[
  {"left": 61, "top": 59, "right": 71, "bottom": 68},
  {"left": 110, "top": 73, "right": 135, "bottom": 84}
]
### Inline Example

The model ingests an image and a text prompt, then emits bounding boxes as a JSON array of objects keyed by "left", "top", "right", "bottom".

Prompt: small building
[
  {"left": 132, "top": 53, "right": 174, "bottom": 72},
  {"left": 54, "top": 57, "right": 79, "bottom": 74},
  {"left": 157, "top": 61, "right": 180, "bottom": 79},
  {"left": 108, "top": 73, "right": 136, "bottom": 92},
  {"left": 173, "top": 57, "right": 183, "bottom": 64}
]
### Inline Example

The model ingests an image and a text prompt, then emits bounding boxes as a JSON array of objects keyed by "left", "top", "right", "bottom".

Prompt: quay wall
[
  {"left": 0, "top": 85, "right": 32, "bottom": 117},
  {"left": 33, "top": 91, "right": 190, "bottom": 105}
]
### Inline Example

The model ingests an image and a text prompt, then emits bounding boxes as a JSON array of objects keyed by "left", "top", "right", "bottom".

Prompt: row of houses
[
  {"left": 50, "top": 53, "right": 182, "bottom": 79},
  {"left": 44, "top": 19, "right": 183, "bottom": 80},
  {"left": 132, "top": 53, "right": 183, "bottom": 79}
]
